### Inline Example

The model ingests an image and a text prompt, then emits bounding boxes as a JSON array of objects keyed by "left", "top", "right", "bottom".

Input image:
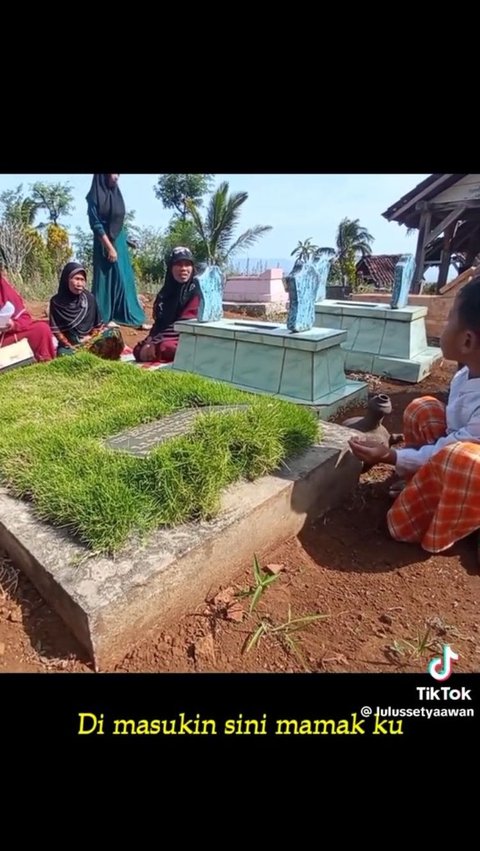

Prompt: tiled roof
[{"left": 356, "top": 254, "right": 403, "bottom": 288}]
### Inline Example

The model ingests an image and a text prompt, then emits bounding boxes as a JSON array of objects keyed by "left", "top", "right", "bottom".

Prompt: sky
[{"left": 0, "top": 172, "right": 430, "bottom": 264}]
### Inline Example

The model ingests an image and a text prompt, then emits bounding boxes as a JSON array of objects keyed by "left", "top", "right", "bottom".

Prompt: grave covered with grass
[{"left": 0, "top": 354, "right": 319, "bottom": 553}]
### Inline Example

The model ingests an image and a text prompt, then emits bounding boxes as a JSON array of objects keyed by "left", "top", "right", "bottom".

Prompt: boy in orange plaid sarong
[{"left": 349, "top": 277, "right": 480, "bottom": 554}]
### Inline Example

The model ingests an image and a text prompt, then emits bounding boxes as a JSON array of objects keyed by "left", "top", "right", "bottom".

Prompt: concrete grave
[
  {"left": 171, "top": 318, "right": 367, "bottom": 418},
  {"left": 105, "top": 406, "right": 249, "bottom": 456},
  {"left": 171, "top": 262, "right": 367, "bottom": 418},
  {"left": 0, "top": 422, "right": 363, "bottom": 670},
  {"left": 314, "top": 301, "right": 442, "bottom": 383},
  {"left": 314, "top": 255, "right": 442, "bottom": 382}
]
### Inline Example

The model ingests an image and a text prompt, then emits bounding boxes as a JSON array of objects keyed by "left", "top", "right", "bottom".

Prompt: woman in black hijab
[
  {"left": 86, "top": 174, "right": 148, "bottom": 329},
  {"left": 133, "top": 247, "right": 200, "bottom": 363},
  {"left": 49, "top": 262, "right": 124, "bottom": 359}
]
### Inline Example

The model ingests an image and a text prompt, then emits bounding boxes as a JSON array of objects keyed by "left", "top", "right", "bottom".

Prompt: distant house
[
  {"left": 356, "top": 254, "right": 402, "bottom": 289},
  {"left": 382, "top": 173, "right": 480, "bottom": 293}
]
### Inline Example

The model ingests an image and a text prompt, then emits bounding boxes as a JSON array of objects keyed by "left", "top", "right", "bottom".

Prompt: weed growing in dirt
[
  {"left": 236, "top": 554, "right": 281, "bottom": 612},
  {"left": 0, "top": 556, "right": 19, "bottom": 598},
  {"left": 387, "top": 623, "right": 441, "bottom": 663},
  {"left": 244, "top": 603, "right": 328, "bottom": 671}
]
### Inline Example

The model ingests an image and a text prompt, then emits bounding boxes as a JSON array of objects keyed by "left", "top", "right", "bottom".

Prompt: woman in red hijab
[{"left": 0, "top": 274, "right": 56, "bottom": 362}]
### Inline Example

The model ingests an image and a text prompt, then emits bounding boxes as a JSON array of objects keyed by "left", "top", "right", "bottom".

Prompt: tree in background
[
  {"left": 319, "top": 217, "right": 374, "bottom": 288},
  {"left": 73, "top": 227, "right": 94, "bottom": 274},
  {"left": 187, "top": 181, "right": 272, "bottom": 266},
  {"left": 30, "top": 182, "right": 74, "bottom": 227},
  {"left": 153, "top": 175, "right": 271, "bottom": 277},
  {"left": 0, "top": 187, "right": 40, "bottom": 285},
  {"left": 0, "top": 182, "right": 74, "bottom": 296},
  {"left": 154, "top": 174, "right": 214, "bottom": 220},
  {"left": 0, "top": 221, "right": 36, "bottom": 278},
  {"left": 124, "top": 209, "right": 138, "bottom": 243},
  {"left": 45, "top": 225, "right": 72, "bottom": 276},
  {"left": 130, "top": 226, "right": 166, "bottom": 293},
  {"left": 163, "top": 218, "right": 207, "bottom": 266},
  {"left": 29, "top": 181, "right": 73, "bottom": 275},
  {"left": 0, "top": 185, "right": 41, "bottom": 227},
  {"left": 290, "top": 238, "right": 320, "bottom": 263}
]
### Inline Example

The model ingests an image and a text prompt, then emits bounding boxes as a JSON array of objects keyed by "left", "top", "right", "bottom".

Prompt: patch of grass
[{"left": 0, "top": 353, "right": 319, "bottom": 553}]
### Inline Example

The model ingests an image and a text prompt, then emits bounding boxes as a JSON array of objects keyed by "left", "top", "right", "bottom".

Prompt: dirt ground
[{"left": 1, "top": 304, "right": 479, "bottom": 674}]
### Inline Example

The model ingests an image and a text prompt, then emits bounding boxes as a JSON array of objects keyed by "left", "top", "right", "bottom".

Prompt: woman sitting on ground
[
  {"left": 133, "top": 246, "right": 200, "bottom": 364},
  {"left": 0, "top": 273, "right": 56, "bottom": 362},
  {"left": 49, "top": 262, "right": 124, "bottom": 360},
  {"left": 349, "top": 276, "right": 480, "bottom": 557}
]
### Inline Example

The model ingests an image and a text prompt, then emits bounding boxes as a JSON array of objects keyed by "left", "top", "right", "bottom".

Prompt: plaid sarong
[{"left": 387, "top": 397, "right": 480, "bottom": 553}]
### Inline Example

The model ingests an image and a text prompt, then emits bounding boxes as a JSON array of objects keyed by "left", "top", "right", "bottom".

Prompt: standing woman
[{"left": 86, "top": 174, "right": 147, "bottom": 328}]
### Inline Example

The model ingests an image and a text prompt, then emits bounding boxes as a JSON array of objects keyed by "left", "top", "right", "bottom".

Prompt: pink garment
[{"left": 0, "top": 275, "right": 56, "bottom": 361}]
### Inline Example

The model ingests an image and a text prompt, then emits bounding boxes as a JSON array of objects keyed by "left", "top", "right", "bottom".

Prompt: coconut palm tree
[
  {"left": 186, "top": 181, "right": 272, "bottom": 266},
  {"left": 318, "top": 217, "right": 374, "bottom": 286},
  {"left": 290, "top": 238, "right": 320, "bottom": 263}
]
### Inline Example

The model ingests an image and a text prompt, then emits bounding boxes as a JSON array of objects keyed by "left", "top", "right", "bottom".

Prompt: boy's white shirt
[{"left": 396, "top": 366, "right": 480, "bottom": 475}]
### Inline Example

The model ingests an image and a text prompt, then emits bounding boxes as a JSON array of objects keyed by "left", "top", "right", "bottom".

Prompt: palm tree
[
  {"left": 290, "top": 238, "right": 320, "bottom": 263},
  {"left": 0, "top": 186, "right": 40, "bottom": 227},
  {"left": 319, "top": 217, "right": 374, "bottom": 286},
  {"left": 186, "top": 181, "right": 272, "bottom": 266}
]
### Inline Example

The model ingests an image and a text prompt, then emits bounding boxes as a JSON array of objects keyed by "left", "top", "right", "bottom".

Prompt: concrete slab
[
  {"left": 0, "top": 422, "right": 362, "bottom": 670},
  {"left": 343, "top": 348, "right": 442, "bottom": 383},
  {"left": 315, "top": 300, "right": 442, "bottom": 382},
  {"left": 171, "top": 319, "right": 367, "bottom": 414},
  {"left": 370, "top": 348, "right": 443, "bottom": 383}
]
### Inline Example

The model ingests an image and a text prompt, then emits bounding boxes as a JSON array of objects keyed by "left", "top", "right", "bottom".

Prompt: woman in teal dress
[{"left": 86, "top": 174, "right": 147, "bottom": 328}]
